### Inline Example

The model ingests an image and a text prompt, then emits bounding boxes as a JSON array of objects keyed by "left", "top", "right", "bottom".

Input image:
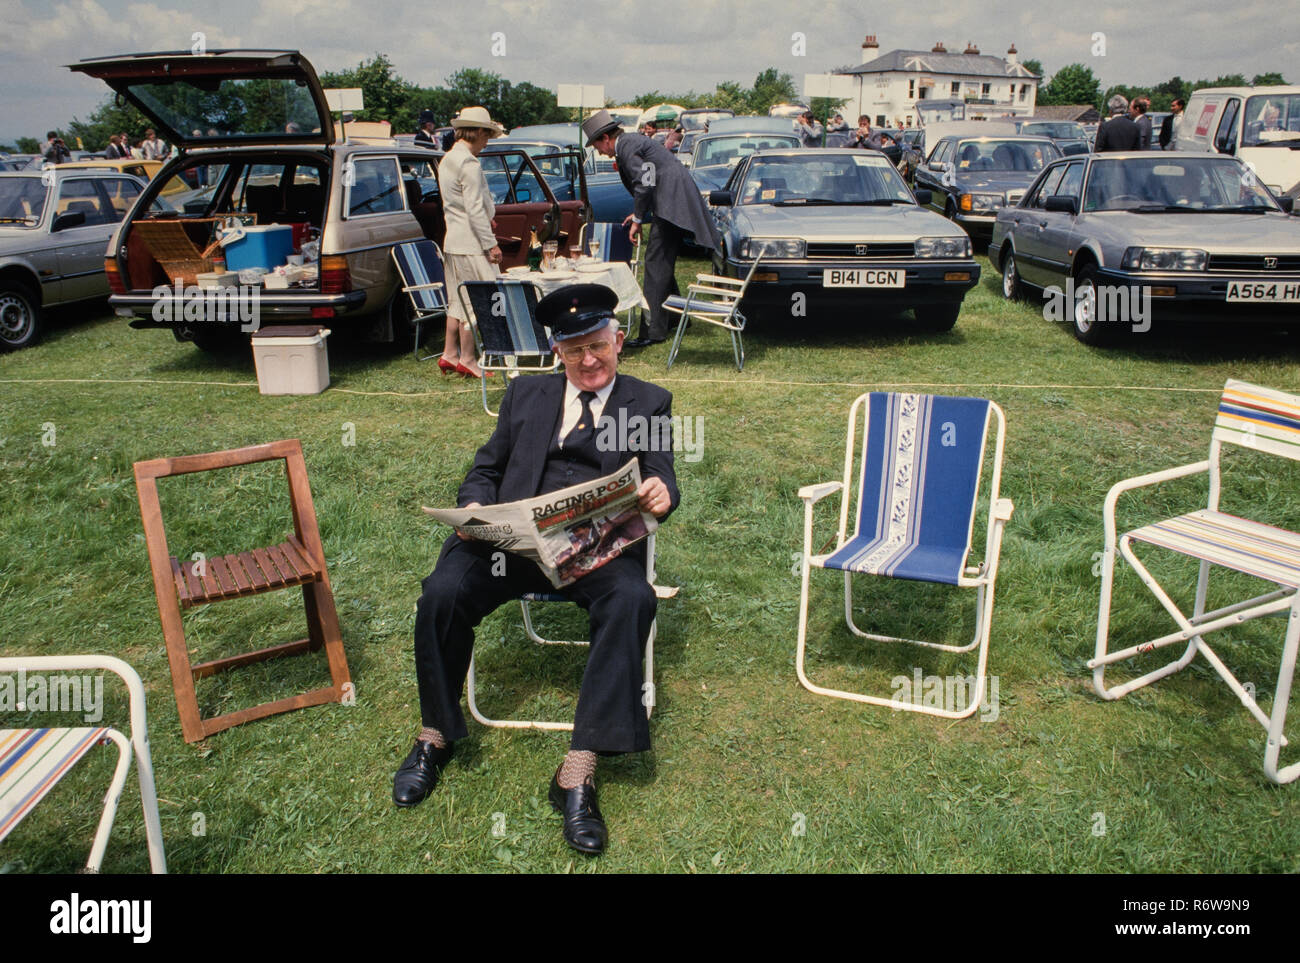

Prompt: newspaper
[{"left": 422, "top": 458, "right": 656, "bottom": 588}]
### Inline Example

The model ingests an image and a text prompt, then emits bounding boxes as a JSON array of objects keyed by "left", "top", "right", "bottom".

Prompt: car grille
[
  {"left": 1208, "top": 254, "right": 1300, "bottom": 273},
  {"left": 805, "top": 242, "right": 915, "bottom": 259}
]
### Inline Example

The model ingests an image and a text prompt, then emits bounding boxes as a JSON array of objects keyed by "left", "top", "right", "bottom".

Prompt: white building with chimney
[{"left": 829, "top": 37, "right": 1041, "bottom": 127}]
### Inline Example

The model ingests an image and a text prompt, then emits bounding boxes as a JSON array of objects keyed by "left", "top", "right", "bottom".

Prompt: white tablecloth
[{"left": 524, "top": 262, "right": 647, "bottom": 314}]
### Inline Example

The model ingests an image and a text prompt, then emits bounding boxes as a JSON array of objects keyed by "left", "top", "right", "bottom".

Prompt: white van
[{"left": 1179, "top": 87, "right": 1300, "bottom": 198}]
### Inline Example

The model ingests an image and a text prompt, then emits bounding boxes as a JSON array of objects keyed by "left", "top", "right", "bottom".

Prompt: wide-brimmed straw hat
[{"left": 450, "top": 106, "right": 505, "bottom": 136}]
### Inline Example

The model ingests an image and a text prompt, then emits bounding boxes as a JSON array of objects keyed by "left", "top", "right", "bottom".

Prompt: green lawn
[{"left": 3, "top": 255, "right": 1300, "bottom": 873}]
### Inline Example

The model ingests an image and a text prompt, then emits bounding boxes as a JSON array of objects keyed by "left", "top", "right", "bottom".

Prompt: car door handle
[{"left": 1037, "top": 220, "right": 1048, "bottom": 229}]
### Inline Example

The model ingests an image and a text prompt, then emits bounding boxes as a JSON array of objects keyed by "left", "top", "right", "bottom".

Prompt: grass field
[{"left": 3, "top": 253, "right": 1300, "bottom": 874}]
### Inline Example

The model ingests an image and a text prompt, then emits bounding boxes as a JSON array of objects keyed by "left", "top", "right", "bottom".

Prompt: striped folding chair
[
  {"left": 795, "top": 392, "right": 1014, "bottom": 718},
  {"left": 458, "top": 279, "right": 560, "bottom": 417},
  {"left": 391, "top": 240, "right": 448, "bottom": 362},
  {"left": 582, "top": 222, "right": 642, "bottom": 330},
  {"left": 1092, "top": 379, "right": 1300, "bottom": 784},
  {"left": 663, "top": 252, "right": 765, "bottom": 373},
  {"left": 0, "top": 655, "right": 166, "bottom": 873}
]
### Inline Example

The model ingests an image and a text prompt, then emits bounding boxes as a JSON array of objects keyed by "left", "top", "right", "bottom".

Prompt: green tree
[
  {"left": 1021, "top": 58, "right": 1044, "bottom": 78},
  {"left": 15, "top": 136, "right": 40, "bottom": 154},
  {"left": 747, "top": 67, "right": 799, "bottom": 113},
  {"left": 320, "top": 53, "right": 421, "bottom": 132},
  {"left": 1040, "top": 63, "right": 1102, "bottom": 109},
  {"left": 1252, "top": 72, "right": 1287, "bottom": 86}
]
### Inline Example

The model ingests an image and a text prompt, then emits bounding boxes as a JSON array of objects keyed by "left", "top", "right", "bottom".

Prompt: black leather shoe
[
  {"left": 548, "top": 772, "right": 607, "bottom": 854},
  {"left": 392, "top": 739, "right": 453, "bottom": 808},
  {"left": 624, "top": 337, "right": 666, "bottom": 349}
]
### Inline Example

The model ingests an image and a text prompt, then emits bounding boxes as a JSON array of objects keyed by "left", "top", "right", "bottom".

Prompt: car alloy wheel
[
  {"left": 0, "top": 283, "right": 40, "bottom": 350},
  {"left": 1071, "top": 265, "right": 1112, "bottom": 345},
  {"left": 1001, "top": 253, "right": 1021, "bottom": 301}
]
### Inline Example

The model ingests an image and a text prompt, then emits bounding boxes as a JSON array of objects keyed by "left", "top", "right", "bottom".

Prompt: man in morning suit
[
  {"left": 393, "top": 284, "right": 679, "bottom": 855},
  {"left": 582, "top": 108, "right": 721, "bottom": 348},
  {"left": 1094, "top": 94, "right": 1141, "bottom": 152}
]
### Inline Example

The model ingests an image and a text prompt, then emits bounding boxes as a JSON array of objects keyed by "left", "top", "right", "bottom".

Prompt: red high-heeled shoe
[
  {"left": 456, "top": 363, "right": 493, "bottom": 379},
  {"left": 437, "top": 357, "right": 458, "bottom": 374}
]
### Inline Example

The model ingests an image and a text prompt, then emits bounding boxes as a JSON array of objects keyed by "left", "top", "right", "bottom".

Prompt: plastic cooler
[
  {"left": 224, "top": 225, "right": 294, "bottom": 271},
  {"left": 251, "top": 325, "right": 331, "bottom": 395}
]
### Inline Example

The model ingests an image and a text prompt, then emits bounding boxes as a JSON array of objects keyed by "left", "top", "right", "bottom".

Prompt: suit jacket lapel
[
  {"left": 520, "top": 373, "right": 566, "bottom": 497},
  {"left": 598, "top": 374, "right": 638, "bottom": 475}
]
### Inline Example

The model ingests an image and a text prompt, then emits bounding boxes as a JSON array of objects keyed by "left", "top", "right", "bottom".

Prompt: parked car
[
  {"left": 489, "top": 123, "right": 631, "bottom": 223},
  {"left": 55, "top": 158, "right": 189, "bottom": 196},
  {"left": 1013, "top": 119, "right": 1091, "bottom": 156},
  {"left": 0, "top": 168, "right": 155, "bottom": 349},
  {"left": 1180, "top": 86, "right": 1300, "bottom": 197},
  {"left": 768, "top": 103, "right": 810, "bottom": 119},
  {"left": 688, "top": 127, "right": 802, "bottom": 252},
  {"left": 677, "top": 129, "right": 703, "bottom": 167},
  {"left": 989, "top": 152, "right": 1300, "bottom": 345},
  {"left": 888, "top": 129, "right": 925, "bottom": 182},
  {"left": 708, "top": 148, "right": 979, "bottom": 330},
  {"left": 69, "top": 49, "right": 579, "bottom": 352},
  {"left": 1145, "top": 113, "right": 1171, "bottom": 149},
  {"left": 679, "top": 108, "right": 735, "bottom": 132},
  {"left": 914, "top": 133, "right": 1062, "bottom": 239}
]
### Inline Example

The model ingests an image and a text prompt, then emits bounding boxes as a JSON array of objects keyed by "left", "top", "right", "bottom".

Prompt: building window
[
  {"left": 1019, "top": 84, "right": 1027, "bottom": 102},
  {"left": 950, "top": 81, "right": 961, "bottom": 96},
  {"left": 908, "top": 79, "right": 915, "bottom": 98},
  {"left": 982, "top": 83, "right": 990, "bottom": 96}
]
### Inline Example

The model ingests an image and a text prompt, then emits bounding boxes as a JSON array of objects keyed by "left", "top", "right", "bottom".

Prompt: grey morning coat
[{"left": 614, "top": 132, "right": 722, "bottom": 252}]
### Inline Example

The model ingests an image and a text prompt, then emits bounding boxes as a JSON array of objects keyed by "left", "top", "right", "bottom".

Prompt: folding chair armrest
[
  {"left": 402, "top": 281, "right": 445, "bottom": 293},
  {"left": 1103, "top": 459, "right": 1211, "bottom": 536},
  {"left": 993, "top": 497, "right": 1014, "bottom": 522},
  {"left": 798, "top": 481, "right": 843, "bottom": 504},
  {"left": 0, "top": 655, "right": 148, "bottom": 744},
  {"left": 694, "top": 274, "right": 742, "bottom": 287}
]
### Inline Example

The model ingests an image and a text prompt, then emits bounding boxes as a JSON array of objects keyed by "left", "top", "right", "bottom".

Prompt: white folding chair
[
  {"left": 664, "top": 252, "right": 764, "bottom": 372},
  {"left": 391, "top": 240, "right": 448, "bottom": 362},
  {"left": 465, "top": 533, "right": 669, "bottom": 731},
  {"left": 0, "top": 655, "right": 166, "bottom": 873},
  {"left": 458, "top": 279, "right": 560, "bottom": 417},
  {"left": 1092, "top": 379, "right": 1300, "bottom": 784},
  {"left": 796, "top": 392, "right": 1013, "bottom": 718}
]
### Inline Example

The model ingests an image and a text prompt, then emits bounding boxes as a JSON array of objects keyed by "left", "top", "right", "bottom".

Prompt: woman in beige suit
[{"left": 439, "top": 106, "right": 506, "bottom": 378}]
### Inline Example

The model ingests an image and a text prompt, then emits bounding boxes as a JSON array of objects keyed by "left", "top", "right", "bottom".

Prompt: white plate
[
  {"left": 541, "top": 270, "right": 578, "bottom": 280},
  {"left": 576, "top": 262, "right": 608, "bottom": 273},
  {"left": 505, "top": 266, "right": 533, "bottom": 277}
]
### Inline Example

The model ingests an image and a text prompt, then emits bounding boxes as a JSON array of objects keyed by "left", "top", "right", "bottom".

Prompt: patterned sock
[
  {"left": 418, "top": 726, "right": 447, "bottom": 749},
  {"left": 557, "top": 750, "right": 597, "bottom": 789}
]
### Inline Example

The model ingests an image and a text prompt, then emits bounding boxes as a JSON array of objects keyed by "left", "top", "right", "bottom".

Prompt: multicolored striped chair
[
  {"left": 0, "top": 656, "right": 166, "bottom": 873},
  {"left": 458, "top": 280, "right": 559, "bottom": 417},
  {"left": 795, "top": 392, "right": 1013, "bottom": 717},
  {"left": 1092, "top": 379, "right": 1300, "bottom": 784}
]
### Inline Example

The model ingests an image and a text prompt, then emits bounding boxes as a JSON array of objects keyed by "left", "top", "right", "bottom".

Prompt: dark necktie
[{"left": 562, "top": 390, "right": 598, "bottom": 450}]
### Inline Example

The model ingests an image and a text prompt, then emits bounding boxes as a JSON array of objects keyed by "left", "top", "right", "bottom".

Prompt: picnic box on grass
[{"left": 251, "top": 325, "right": 331, "bottom": 395}]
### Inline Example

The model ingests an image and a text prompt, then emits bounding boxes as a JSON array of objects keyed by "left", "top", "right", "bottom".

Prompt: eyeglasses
[{"left": 558, "top": 339, "right": 614, "bottom": 363}]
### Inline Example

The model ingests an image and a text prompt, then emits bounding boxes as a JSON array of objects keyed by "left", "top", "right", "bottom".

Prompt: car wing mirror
[
  {"left": 52, "top": 210, "right": 86, "bottom": 231},
  {"left": 709, "top": 190, "right": 734, "bottom": 206},
  {"left": 515, "top": 188, "right": 531, "bottom": 203},
  {"left": 927, "top": 160, "right": 946, "bottom": 172},
  {"left": 1044, "top": 195, "right": 1077, "bottom": 214},
  {"left": 912, "top": 188, "right": 932, "bottom": 205},
  {"left": 1279, "top": 196, "right": 1295, "bottom": 214}
]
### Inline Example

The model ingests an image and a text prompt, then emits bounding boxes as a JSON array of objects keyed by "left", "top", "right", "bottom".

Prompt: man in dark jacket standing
[
  {"left": 583, "top": 109, "right": 721, "bottom": 347},
  {"left": 1094, "top": 94, "right": 1141, "bottom": 152}
]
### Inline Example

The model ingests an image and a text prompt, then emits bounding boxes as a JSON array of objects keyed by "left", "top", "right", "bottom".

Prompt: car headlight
[
  {"left": 1120, "top": 247, "right": 1208, "bottom": 271},
  {"left": 914, "top": 236, "right": 972, "bottom": 258},
  {"left": 959, "top": 192, "right": 1003, "bottom": 213},
  {"left": 742, "top": 237, "right": 805, "bottom": 258}
]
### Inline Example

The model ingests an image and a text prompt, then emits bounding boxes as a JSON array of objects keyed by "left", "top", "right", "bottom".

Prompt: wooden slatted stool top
[{"left": 170, "top": 536, "right": 322, "bottom": 608}]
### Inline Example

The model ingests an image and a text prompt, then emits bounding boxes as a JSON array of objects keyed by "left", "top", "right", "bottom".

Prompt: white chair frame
[
  {"left": 465, "top": 533, "right": 663, "bottom": 731},
  {"left": 795, "top": 395, "right": 1013, "bottom": 718},
  {"left": 0, "top": 655, "right": 166, "bottom": 873},
  {"left": 1091, "top": 382, "right": 1300, "bottom": 784},
  {"left": 664, "top": 253, "right": 764, "bottom": 372},
  {"left": 390, "top": 241, "right": 448, "bottom": 363}
]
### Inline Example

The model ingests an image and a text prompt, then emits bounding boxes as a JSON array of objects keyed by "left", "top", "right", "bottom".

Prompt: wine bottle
[{"left": 527, "top": 228, "right": 542, "bottom": 271}]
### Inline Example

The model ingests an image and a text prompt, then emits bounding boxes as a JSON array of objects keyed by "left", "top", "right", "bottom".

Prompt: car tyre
[
  {"left": 914, "top": 302, "right": 960, "bottom": 332},
  {"left": 1071, "top": 265, "right": 1114, "bottom": 346},
  {"left": 1001, "top": 250, "right": 1023, "bottom": 301},
  {"left": 190, "top": 327, "right": 250, "bottom": 354},
  {"left": 0, "top": 281, "right": 41, "bottom": 351}
]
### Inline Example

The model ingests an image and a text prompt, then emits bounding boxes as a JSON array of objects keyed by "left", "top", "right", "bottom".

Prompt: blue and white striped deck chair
[
  {"left": 391, "top": 240, "right": 448, "bottom": 362},
  {"left": 795, "top": 392, "right": 1013, "bottom": 718},
  {"left": 0, "top": 655, "right": 166, "bottom": 873},
  {"left": 1092, "top": 379, "right": 1300, "bottom": 784},
  {"left": 458, "top": 279, "right": 560, "bottom": 417}
]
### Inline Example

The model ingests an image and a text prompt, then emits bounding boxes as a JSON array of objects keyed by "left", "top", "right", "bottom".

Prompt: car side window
[
  {"left": 1055, "top": 162, "right": 1084, "bottom": 201},
  {"left": 54, "top": 179, "right": 111, "bottom": 226},
  {"left": 346, "top": 157, "right": 404, "bottom": 217},
  {"left": 1215, "top": 99, "right": 1240, "bottom": 153},
  {"left": 103, "top": 178, "right": 141, "bottom": 221},
  {"left": 1030, "top": 166, "right": 1067, "bottom": 208}
]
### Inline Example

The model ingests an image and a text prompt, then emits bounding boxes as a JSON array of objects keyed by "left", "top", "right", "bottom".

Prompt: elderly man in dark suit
[
  {"left": 1095, "top": 94, "right": 1141, "bottom": 152},
  {"left": 583, "top": 109, "right": 721, "bottom": 348},
  {"left": 393, "top": 284, "right": 679, "bottom": 855}
]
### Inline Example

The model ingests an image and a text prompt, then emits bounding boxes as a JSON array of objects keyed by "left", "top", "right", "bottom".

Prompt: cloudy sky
[{"left": 1, "top": 0, "right": 1294, "bottom": 143}]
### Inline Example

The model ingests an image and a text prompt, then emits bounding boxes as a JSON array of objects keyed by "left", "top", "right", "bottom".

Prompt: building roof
[
  {"left": 838, "top": 49, "right": 1040, "bottom": 80},
  {"left": 1030, "top": 104, "right": 1101, "bottom": 122}
]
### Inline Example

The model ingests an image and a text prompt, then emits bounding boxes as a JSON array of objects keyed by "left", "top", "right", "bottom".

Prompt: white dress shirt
[{"left": 559, "top": 377, "right": 616, "bottom": 445}]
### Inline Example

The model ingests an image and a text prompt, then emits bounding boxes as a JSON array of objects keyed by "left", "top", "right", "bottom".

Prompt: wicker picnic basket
[{"left": 132, "top": 220, "right": 215, "bottom": 285}]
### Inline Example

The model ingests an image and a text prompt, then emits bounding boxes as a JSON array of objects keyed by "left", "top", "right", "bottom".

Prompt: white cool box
[{"left": 250, "top": 326, "right": 332, "bottom": 395}]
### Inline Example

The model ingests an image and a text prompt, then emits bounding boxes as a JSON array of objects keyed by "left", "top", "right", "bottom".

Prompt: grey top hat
[{"left": 582, "top": 109, "right": 622, "bottom": 147}]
